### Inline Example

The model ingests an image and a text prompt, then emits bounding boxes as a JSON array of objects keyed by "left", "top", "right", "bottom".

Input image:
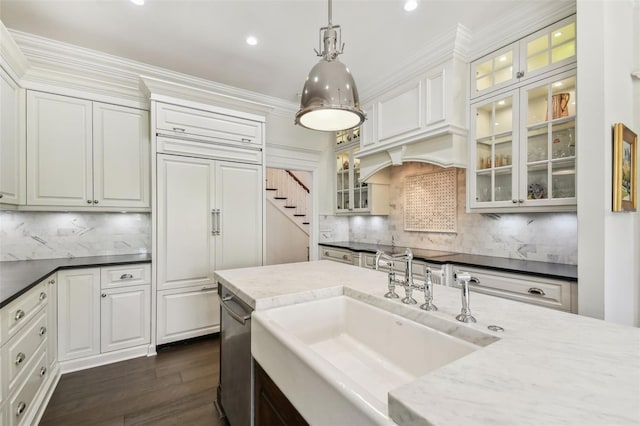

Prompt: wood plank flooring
[{"left": 40, "top": 336, "right": 224, "bottom": 426}]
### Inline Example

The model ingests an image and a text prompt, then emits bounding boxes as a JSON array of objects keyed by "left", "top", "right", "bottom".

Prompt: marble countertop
[
  {"left": 215, "top": 260, "right": 639, "bottom": 425},
  {"left": 320, "top": 241, "right": 578, "bottom": 281},
  {"left": 0, "top": 254, "right": 152, "bottom": 308}
]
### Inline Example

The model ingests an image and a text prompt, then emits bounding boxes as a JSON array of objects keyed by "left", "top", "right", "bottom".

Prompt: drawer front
[
  {"left": 156, "top": 136, "right": 262, "bottom": 164},
  {"left": 8, "top": 349, "right": 48, "bottom": 426},
  {"left": 101, "top": 264, "right": 151, "bottom": 289},
  {"left": 156, "top": 103, "right": 263, "bottom": 146},
  {"left": 320, "top": 247, "right": 356, "bottom": 265},
  {"left": 7, "top": 310, "right": 48, "bottom": 392},
  {"left": 2, "top": 281, "right": 48, "bottom": 342},
  {"left": 452, "top": 266, "right": 572, "bottom": 311}
]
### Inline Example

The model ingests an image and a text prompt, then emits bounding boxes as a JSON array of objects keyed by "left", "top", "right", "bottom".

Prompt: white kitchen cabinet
[
  {"left": 26, "top": 91, "right": 150, "bottom": 209},
  {"left": 451, "top": 265, "right": 577, "bottom": 313},
  {"left": 156, "top": 286, "right": 220, "bottom": 345},
  {"left": 335, "top": 134, "right": 389, "bottom": 215},
  {"left": 319, "top": 246, "right": 359, "bottom": 265},
  {"left": 100, "top": 285, "right": 150, "bottom": 353},
  {"left": 0, "top": 66, "right": 25, "bottom": 205},
  {"left": 92, "top": 102, "right": 150, "bottom": 208},
  {"left": 157, "top": 155, "right": 263, "bottom": 291},
  {"left": 156, "top": 154, "right": 261, "bottom": 344},
  {"left": 471, "top": 15, "right": 576, "bottom": 99},
  {"left": 45, "top": 276, "right": 57, "bottom": 371},
  {"left": 57, "top": 268, "right": 101, "bottom": 361},
  {"left": 469, "top": 69, "right": 576, "bottom": 212}
]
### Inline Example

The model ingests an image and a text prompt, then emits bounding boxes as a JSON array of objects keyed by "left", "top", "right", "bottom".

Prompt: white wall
[
  {"left": 265, "top": 201, "right": 309, "bottom": 265},
  {"left": 577, "top": 0, "right": 640, "bottom": 326}
]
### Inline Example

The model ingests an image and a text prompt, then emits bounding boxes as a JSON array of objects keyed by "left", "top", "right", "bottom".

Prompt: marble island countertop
[
  {"left": 214, "top": 260, "right": 639, "bottom": 425},
  {"left": 320, "top": 241, "right": 578, "bottom": 281}
]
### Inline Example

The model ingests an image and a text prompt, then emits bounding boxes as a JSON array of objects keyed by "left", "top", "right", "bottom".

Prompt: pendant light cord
[{"left": 328, "top": 0, "right": 332, "bottom": 27}]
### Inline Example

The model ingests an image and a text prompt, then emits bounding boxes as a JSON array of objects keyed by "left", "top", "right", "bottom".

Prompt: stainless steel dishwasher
[{"left": 216, "top": 284, "right": 253, "bottom": 426}]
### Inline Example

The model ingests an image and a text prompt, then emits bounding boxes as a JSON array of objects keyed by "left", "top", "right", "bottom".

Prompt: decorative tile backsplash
[
  {"left": 0, "top": 212, "right": 151, "bottom": 261},
  {"left": 323, "top": 162, "right": 577, "bottom": 265}
]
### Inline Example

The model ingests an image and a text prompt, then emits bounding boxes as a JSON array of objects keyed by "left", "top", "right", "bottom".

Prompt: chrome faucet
[
  {"left": 375, "top": 248, "right": 430, "bottom": 305},
  {"left": 419, "top": 268, "right": 438, "bottom": 311},
  {"left": 454, "top": 271, "right": 480, "bottom": 323}
]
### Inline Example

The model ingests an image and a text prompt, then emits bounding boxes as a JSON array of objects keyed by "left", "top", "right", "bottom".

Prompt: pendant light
[{"left": 295, "top": 0, "right": 365, "bottom": 132}]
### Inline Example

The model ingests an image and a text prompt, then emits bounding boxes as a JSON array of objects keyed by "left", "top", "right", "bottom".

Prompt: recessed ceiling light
[
  {"left": 554, "top": 31, "right": 563, "bottom": 38},
  {"left": 130, "top": 0, "right": 144, "bottom": 5},
  {"left": 246, "top": 36, "right": 258, "bottom": 46},
  {"left": 404, "top": 0, "right": 418, "bottom": 12}
]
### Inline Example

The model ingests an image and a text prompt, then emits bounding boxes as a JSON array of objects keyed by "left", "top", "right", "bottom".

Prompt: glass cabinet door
[
  {"left": 351, "top": 147, "right": 369, "bottom": 210},
  {"left": 471, "top": 93, "right": 517, "bottom": 206},
  {"left": 521, "top": 16, "right": 576, "bottom": 80},
  {"left": 471, "top": 44, "right": 519, "bottom": 98},
  {"left": 522, "top": 72, "right": 576, "bottom": 203},
  {"left": 336, "top": 150, "right": 350, "bottom": 211}
]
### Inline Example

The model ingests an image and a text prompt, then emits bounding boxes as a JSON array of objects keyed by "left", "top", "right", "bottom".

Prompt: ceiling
[{"left": 1, "top": 0, "right": 558, "bottom": 103}]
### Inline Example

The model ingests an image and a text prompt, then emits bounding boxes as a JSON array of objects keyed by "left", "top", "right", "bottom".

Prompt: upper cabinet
[
  {"left": 468, "top": 15, "right": 577, "bottom": 213},
  {"left": 471, "top": 16, "right": 576, "bottom": 99},
  {"left": 26, "top": 91, "right": 150, "bottom": 210},
  {"left": 0, "top": 66, "right": 26, "bottom": 205},
  {"left": 335, "top": 129, "right": 389, "bottom": 215}
]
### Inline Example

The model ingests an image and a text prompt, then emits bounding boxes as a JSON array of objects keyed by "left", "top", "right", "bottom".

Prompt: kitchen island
[{"left": 215, "top": 260, "right": 640, "bottom": 425}]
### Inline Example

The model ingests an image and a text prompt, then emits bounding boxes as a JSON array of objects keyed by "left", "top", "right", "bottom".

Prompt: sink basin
[{"left": 252, "top": 295, "right": 487, "bottom": 425}]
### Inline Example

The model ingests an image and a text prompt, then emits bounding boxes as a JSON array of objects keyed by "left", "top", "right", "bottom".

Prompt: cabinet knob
[
  {"left": 16, "top": 401, "right": 27, "bottom": 417},
  {"left": 15, "top": 352, "right": 26, "bottom": 365},
  {"left": 324, "top": 251, "right": 329, "bottom": 256},
  {"left": 516, "top": 71, "right": 525, "bottom": 78},
  {"left": 39, "top": 292, "right": 47, "bottom": 301},
  {"left": 101, "top": 293, "right": 107, "bottom": 298},
  {"left": 518, "top": 199, "right": 525, "bottom": 203},
  {"left": 15, "top": 309, "right": 25, "bottom": 321},
  {"left": 39, "top": 326, "right": 47, "bottom": 336},
  {"left": 0, "top": 193, "right": 4, "bottom": 199},
  {"left": 49, "top": 279, "right": 56, "bottom": 285},
  {"left": 87, "top": 200, "right": 93, "bottom": 204},
  {"left": 93, "top": 200, "right": 99, "bottom": 204},
  {"left": 39, "top": 366, "right": 47, "bottom": 378},
  {"left": 342, "top": 254, "right": 348, "bottom": 260},
  {"left": 512, "top": 199, "right": 518, "bottom": 204}
]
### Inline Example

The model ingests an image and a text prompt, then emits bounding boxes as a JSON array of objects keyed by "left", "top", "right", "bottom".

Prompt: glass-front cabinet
[
  {"left": 470, "top": 70, "right": 576, "bottom": 211},
  {"left": 335, "top": 129, "right": 389, "bottom": 215},
  {"left": 471, "top": 15, "right": 576, "bottom": 99}
]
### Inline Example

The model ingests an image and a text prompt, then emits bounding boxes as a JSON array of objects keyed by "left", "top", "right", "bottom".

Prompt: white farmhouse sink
[{"left": 252, "top": 295, "right": 489, "bottom": 425}]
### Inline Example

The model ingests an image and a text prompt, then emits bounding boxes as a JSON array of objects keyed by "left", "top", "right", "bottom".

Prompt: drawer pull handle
[
  {"left": 40, "top": 366, "right": 47, "bottom": 377},
  {"left": 39, "top": 326, "right": 47, "bottom": 336},
  {"left": 102, "top": 293, "right": 107, "bottom": 298},
  {"left": 16, "top": 401, "right": 27, "bottom": 417},
  {"left": 15, "top": 352, "right": 26, "bottom": 365},
  {"left": 324, "top": 251, "right": 329, "bottom": 256},
  {"left": 241, "top": 138, "right": 251, "bottom": 143},
  {"left": 173, "top": 127, "right": 186, "bottom": 132},
  {"left": 528, "top": 287, "right": 546, "bottom": 296},
  {"left": 120, "top": 273, "right": 134, "bottom": 280},
  {"left": 15, "top": 309, "right": 25, "bottom": 321},
  {"left": 39, "top": 292, "right": 47, "bottom": 301}
]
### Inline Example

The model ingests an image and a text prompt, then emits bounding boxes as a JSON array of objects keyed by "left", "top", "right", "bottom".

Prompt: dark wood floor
[{"left": 41, "top": 336, "right": 223, "bottom": 426}]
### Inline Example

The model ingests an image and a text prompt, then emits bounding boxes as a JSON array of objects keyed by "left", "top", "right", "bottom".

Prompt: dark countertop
[
  {"left": 0, "top": 254, "right": 152, "bottom": 308},
  {"left": 319, "top": 241, "right": 577, "bottom": 281}
]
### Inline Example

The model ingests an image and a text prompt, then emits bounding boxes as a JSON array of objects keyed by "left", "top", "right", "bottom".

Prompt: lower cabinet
[
  {"left": 0, "top": 275, "right": 58, "bottom": 426},
  {"left": 254, "top": 361, "right": 308, "bottom": 426},
  {"left": 319, "top": 246, "right": 359, "bottom": 265},
  {"left": 156, "top": 286, "right": 220, "bottom": 345},
  {"left": 57, "top": 264, "right": 151, "bottom": 366}
]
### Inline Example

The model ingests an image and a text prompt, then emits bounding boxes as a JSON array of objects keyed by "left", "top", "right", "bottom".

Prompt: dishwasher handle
[{"left": 221, "top": 296, "right": 252, "bottom": 325}]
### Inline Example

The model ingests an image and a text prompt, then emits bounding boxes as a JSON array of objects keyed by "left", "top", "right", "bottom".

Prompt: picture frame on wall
[{"left": 612, "top": 123, "right": 638, "bottom": 212}]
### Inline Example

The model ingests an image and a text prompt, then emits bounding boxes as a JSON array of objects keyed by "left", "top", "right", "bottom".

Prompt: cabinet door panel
[
  {"left": 0, "top": 68, "right": 25, "bottom": 204},
  {"left": 101, "top": 285, "right": 150, "bottom": 353},
  {"left": 215, "top": 161, "right": 263, "bottom": 270},
  {"left": 377, "top": 81, "right": 422, "bottom": 141},
  {"left": 157, "top": 155, "right": 215, "bottom": 290},
  {"left": 156, "top": 287, "right": 220, "bottom": 345},
  {"left": 57, "top": 268, "right": 100, "bottom": 361},
  {"left": 93, "top": 103, "right": 150, "bottom": 208},
  {"left": 26, "top": 91, "right": 93, "bottom": 206}
]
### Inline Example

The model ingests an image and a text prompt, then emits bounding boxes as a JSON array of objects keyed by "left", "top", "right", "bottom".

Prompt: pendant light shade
[{"left": 295, "top": 0, "right": 365, "bottom": 132}]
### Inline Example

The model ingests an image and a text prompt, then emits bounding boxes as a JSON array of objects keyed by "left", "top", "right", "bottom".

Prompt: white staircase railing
[{"left": 266, "top": 168, "right": 310, "bottom": 230}]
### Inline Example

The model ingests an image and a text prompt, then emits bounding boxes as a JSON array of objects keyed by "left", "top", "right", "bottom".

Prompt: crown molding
[
  {"left": 8, "top": 29, "right": 298, "bottom": 115},
  {"left": 0, "top": 21, "right": 30, "bottom": 81},
  {"left": 469, "top": 1, "right": 577, "bottom": 60}
]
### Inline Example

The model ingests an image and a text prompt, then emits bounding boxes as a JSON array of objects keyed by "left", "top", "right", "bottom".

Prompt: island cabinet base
[{"left": 254, "top": 361, "right": 308, "bottom": 426}]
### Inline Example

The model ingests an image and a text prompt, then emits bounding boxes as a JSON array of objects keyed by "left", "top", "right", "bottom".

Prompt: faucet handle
[
  {"left": 419, "top": 268, "right": 438, "bottom": 311},
  {"left": 384, "top": 262, "right": 400, "bottom": 299}
]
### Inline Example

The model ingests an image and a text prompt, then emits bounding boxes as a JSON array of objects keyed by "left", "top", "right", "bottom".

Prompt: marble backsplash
[
  {"left": 320, "top": 162, "right": 577, "bottom": 265},
  {"left": 0, "top": 211, "right": 151, "bottom": 261}
]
